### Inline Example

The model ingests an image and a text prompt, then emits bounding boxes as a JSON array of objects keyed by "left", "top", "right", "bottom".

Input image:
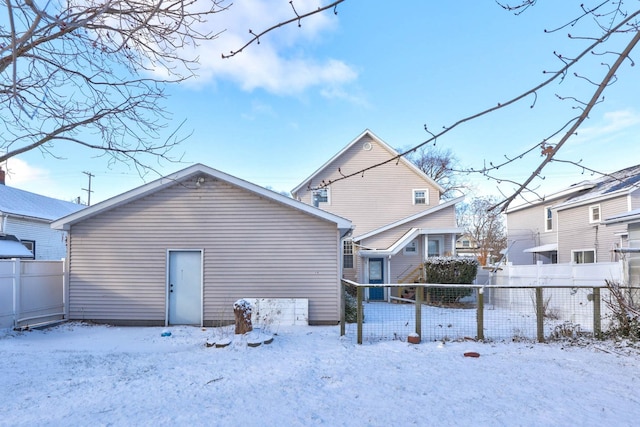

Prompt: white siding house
[
  {"left": 0, "top": 172, "right": 85, "bottom": 259},
  {"left": 51, "top": 164, "right": 351, "bottom": 326}
]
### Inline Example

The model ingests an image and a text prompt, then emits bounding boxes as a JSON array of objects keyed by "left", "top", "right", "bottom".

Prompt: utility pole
[{"left": 82, "top": 171, "right": 94, "bottom": 206}]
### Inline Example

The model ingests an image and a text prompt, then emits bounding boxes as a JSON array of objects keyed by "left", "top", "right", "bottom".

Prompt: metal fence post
[
  {"left": 535, "top": 287, "right": 545, "bottom": 343},
  {"left": 357, "top": 285, "right": 363, "bottom": 345},
  {"left": 593, "top": 287, "right": 602, "bottom": 339},
  {"left": 415, "top": 286, "right": 423, "bottom": 338},
  {"left": 477, "top": 287, "right": 484, "bottom": 341}
]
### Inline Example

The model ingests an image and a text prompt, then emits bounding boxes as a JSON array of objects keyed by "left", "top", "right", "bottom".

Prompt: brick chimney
[{"left": 0, "top": 168, "right": 5, "bottom": 185}]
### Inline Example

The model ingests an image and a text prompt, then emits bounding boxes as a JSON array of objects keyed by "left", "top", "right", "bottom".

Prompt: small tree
[{"left": 457, "top": 196, "right": 507, "bottom": 266}]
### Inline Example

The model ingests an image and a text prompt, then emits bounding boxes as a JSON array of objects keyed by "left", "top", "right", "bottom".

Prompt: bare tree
[
  {"left": 309, "top": 1, "right": 640, "bottom": 212},
  {"left": 1, "top": 0, "right": 343, "bottom": 174},
  {"left": 406, "top": 146, "right": 467, "bottom": 199},
  {"left": 457, "top": 196, "right": 507, "bottom": 266}
]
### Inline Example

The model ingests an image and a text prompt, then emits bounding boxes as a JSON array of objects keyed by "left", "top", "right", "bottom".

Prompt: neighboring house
[
  {"left": 456, "top": 233, "right": 481, "bottom": 259},
  {"left": 506, "top": 164, "right": 640, "bottom": 265},
  {"left": 0, "top": 169, "right": 85, "bottom": 259},
  {"left": 291, "top": 129, "right": 464, "bottom": 301},
  {"left": 51, "top": 164, "right": 351, "bottom": 326},
  {"left": 604, "top": 209, "right": 640, "bottom": 286}
]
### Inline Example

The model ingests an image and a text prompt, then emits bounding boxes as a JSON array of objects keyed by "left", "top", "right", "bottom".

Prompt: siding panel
[{"left": 68, "top": 177, "right": 341, "bottom": 325}]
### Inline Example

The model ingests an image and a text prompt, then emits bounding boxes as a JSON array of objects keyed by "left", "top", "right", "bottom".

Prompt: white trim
[
  {"left": 523, "top": 243, "right": 558, "bottom": 253},
  {"left": 52, "top": 163, "right": 352, "bottom": 232},
  {"left": 571, "top": 248, "right": 596, "bottom": 264},
  {"left": 589, "top": 204, "right": 601, "bottom": 223},
  {"left": 165, "top": 249, "right": 204, "bottom": 327},
  {"left": 291, "top": 129, "right": 445, "bottom": 196},
  {"left": 353, "top": 196, "right": 464, "bottom": 241},
  {"left": 544, "top": 205, "right": 553, "bottom": 232},
  {"left": 403, "top": 239, "right": 418, "bottom": 255},
  {"left": 412, "top": 189, "right": 428, "bottom": 205}
]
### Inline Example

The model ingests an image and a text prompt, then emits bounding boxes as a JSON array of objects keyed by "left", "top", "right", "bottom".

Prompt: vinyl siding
[
  {"left": 506, "top": 203, "right": 563, "bottom": 265},
  {"left": 67, "top": 177, "right": 341, "bottom": 325},
  {"left": 294, "top": 134, "right": 441, "bottom": 235},
  {"left": 557, "top": 196, "right": 628, "bottom": 263},
  {"left": 4, "top": 217, "right": 68, "bottom": 260},
  {"left": 362, "top": 207, "right": 456, "bottom": 249}
]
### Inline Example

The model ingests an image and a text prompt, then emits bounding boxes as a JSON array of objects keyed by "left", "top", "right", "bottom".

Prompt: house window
[
  {"left": 21, "top": 240, "right": 36, "bottom": 259},
  {"left": 343, "top": 240, "right": 354, "bottom": 269},
  {"left": 544, "top": 206, "right": 553, "bottom": 232},
  {"left": 313, "top": 188, "right": 329, "bottom": 207},
  {"left": 462, "top": 240, "right": 471, "bottom": 248},
  {"left": 413, "top": 189, "right": 428, "bottom": 205},
  {"left": 572, "top": 249, "right": 595, "bottom": 264},
  {"left": 589, "top": 205, "right": 601, "bottom": 223},
  {"left": 404, "top": 240, "right": 418, "bottom": 255}
]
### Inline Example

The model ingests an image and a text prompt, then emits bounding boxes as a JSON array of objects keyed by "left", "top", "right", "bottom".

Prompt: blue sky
[{"left": 5, "top": 1, "right": 639, "bottom": 205}]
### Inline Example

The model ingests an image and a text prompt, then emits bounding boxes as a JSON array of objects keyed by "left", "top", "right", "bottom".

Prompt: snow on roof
[
  {"left": 556, "top": 164, "right": 640, "bottom": 209},
  {"left": 0, "top": 184, "right": 86, "bottom": 221}
]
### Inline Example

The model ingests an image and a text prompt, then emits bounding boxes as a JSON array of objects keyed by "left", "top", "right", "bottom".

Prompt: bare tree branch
[{"left": 221, "top": 0, "right": 345, "bottom": 58}]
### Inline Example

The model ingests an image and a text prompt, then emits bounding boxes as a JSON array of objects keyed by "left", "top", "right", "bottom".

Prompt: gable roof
[
  {"left": 506, "top": 164, "right": 640, "bottom": 214},
  {"left": 0, "top": 184, "right": 85, "bottom": 222},
  {"left": 291, "top": 129, "right": 445, "bottom": 195},
  {"left": 353, "top": 196, "right": 464, "bottom": 241},
  {"left": 555, "top": 164, "right": 640, "bottom": 210},
  {"left": 51, "top": 164, "right": 352, "bottom": 232}
]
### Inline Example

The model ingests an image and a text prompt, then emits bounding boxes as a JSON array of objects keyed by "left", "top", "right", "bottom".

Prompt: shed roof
[
  {"left": 0, "top": 184, "right": 85, "bottom": 221},
  {"left": 51, "top": 164, "right": 352, "bottom": 233}
]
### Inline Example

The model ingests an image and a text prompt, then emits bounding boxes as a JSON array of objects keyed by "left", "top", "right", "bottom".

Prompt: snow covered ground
[{"left": 2, "top": 321, "right": 640, "bottom": 427}]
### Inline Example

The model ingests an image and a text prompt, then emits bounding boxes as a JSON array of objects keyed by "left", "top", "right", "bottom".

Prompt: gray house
[
  {"left": 51, "top": 164, "right": 351, "bottom": 326},
  {"left": 506, "top": 164, "right": 640, "bottom": 265},
  {"left": 0, "top": 169, "right": 85, "bottom": 259}
]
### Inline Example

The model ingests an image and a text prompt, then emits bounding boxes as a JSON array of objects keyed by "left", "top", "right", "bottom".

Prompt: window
[
  {"left": 413, "top": 189, "right": 428, "bottom": 205},
  {"left": 589, "top": 205, "right": 601, "bottom": 223},
  {"left": 343, "top": 240, "right": 354, "bottom": 269},
  {"left": 572, "top": 249, "right": 595, "bottom": 264},
  {"left": 313, "top": 188, "right": 329, "bottom": 207},
  {"left": 544, "top": 206, "right": 553, "bottom": 232},
  {"left": 404, "top": 240, "right": 418, "bottom": 255},
  {"left": 21, "top": 240, "right": 36, "bottom": 259},
  {"left": 462, "top": 240, "right": 471, "bottom": 248}
]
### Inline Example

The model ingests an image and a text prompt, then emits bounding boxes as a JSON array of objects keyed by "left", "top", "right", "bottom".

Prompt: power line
[{"left": 82, "top": 171, "right": 94, "bottom": 206}]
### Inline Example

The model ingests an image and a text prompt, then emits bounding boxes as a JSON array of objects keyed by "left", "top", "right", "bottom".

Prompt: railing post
[
  {"left": 477, "top": 287, "right": 484, "bottom": 341},
  {"left": 593, "top": 287, "right": 602, "bottom": 339},
  {"left": 340, "top": 280, "right": 346, "bottom": 337},
  {"left": 12, "top": 258, "right": 21, "bottom": 329},
  {"left": 357, "top": 285, "right": 363, "bottom": 345},
  {"left": 535, "top": 287, "right": 545, "bottom": 343},
  {"left": 415, "top": 286, "right": 423, "bottom": 338}
]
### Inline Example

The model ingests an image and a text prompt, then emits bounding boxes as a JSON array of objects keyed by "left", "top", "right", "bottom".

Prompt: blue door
[{"left": 368, "top": 258, "right": 384, "bottom": 301}]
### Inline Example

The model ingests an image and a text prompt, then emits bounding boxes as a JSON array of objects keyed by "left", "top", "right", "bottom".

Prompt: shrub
[
  {"left": 604, "top": 280, "right": 640, "bottom": 340},
  {"left": 424, "top": 257, "right": 479, "bottom": 304},
  {"left": 344, "top": 291, "right": 358, "bottom": 323}
]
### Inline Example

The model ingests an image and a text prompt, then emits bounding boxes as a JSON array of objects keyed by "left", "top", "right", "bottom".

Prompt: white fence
[{"left": 0, "top": 259, "right": 65, "bottom": 329}]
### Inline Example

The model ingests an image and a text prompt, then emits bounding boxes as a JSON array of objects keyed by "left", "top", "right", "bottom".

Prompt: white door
[{"left": 168, "top": 250, "right": 202, "bottom": 325}]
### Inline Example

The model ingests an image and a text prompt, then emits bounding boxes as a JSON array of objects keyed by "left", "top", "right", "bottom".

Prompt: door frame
[
  {"left": 165, "top": 249, "right": 204, "bottom": 326},
  {"left": 367, "top": 257, "right": 385, "bottom": 301}
]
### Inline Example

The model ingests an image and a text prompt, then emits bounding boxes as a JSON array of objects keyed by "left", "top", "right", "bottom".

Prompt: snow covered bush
[{"left": 424, "top": 257, "right": 479, "bottom": 304}]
